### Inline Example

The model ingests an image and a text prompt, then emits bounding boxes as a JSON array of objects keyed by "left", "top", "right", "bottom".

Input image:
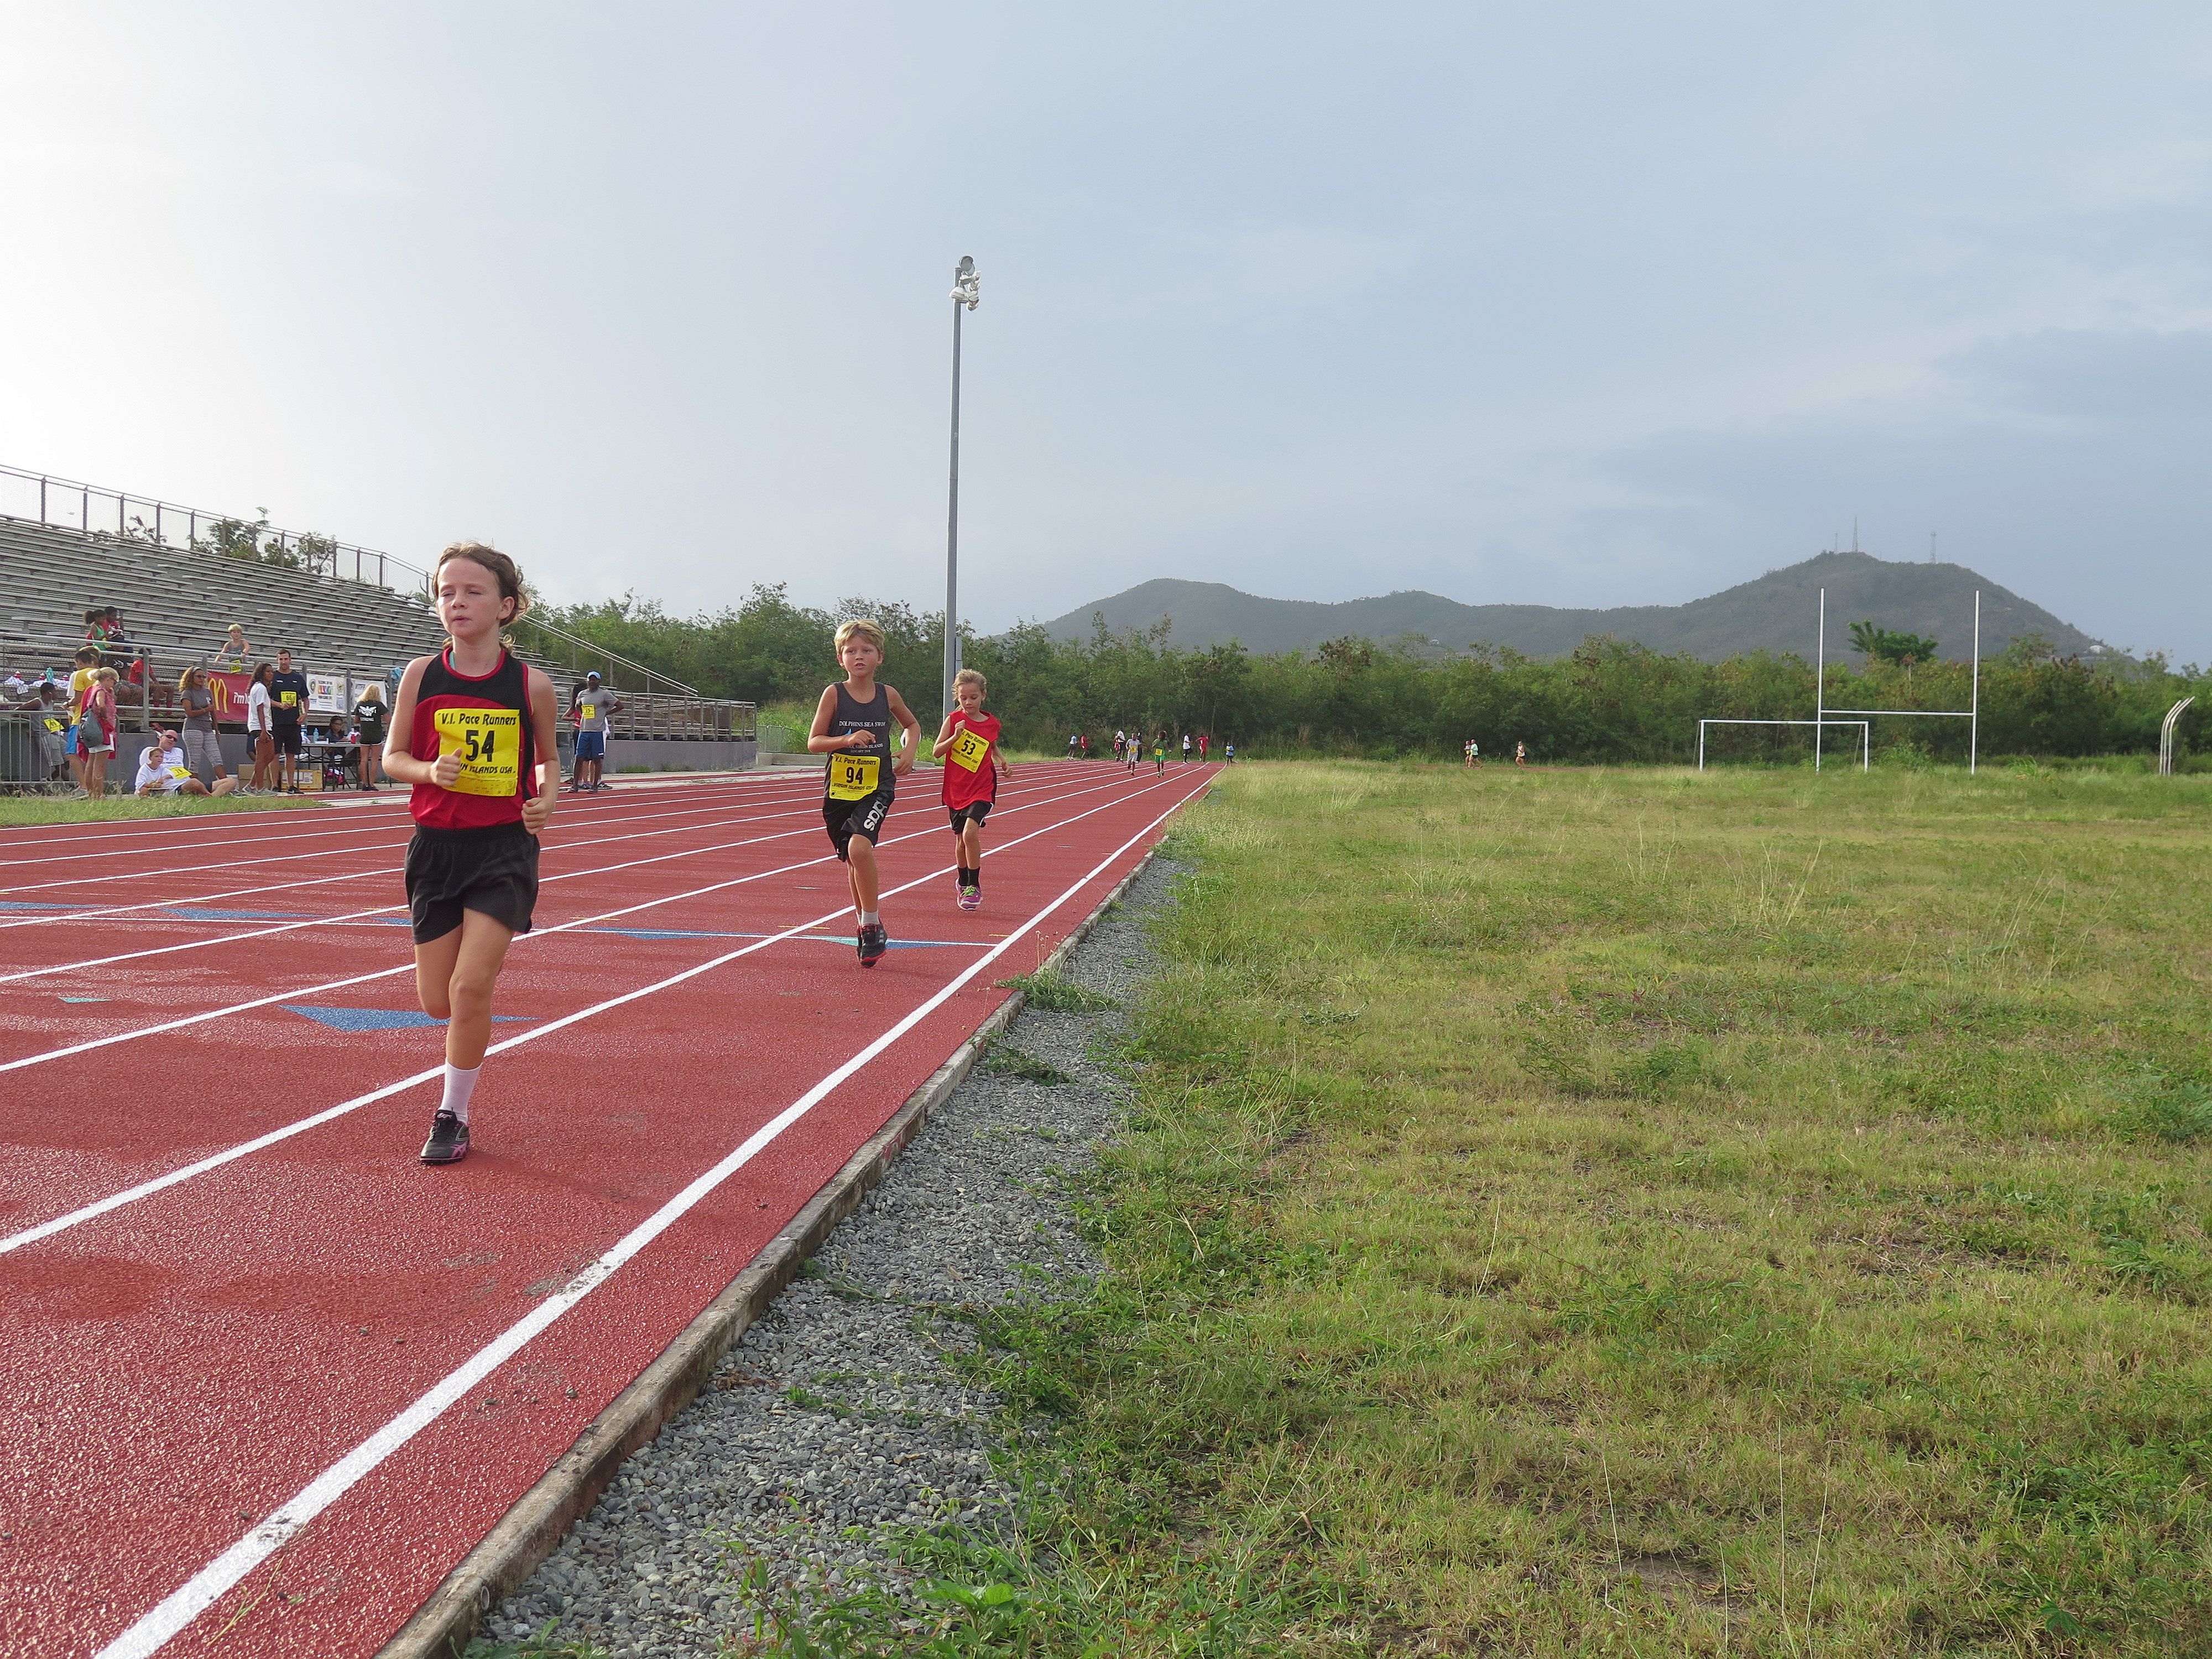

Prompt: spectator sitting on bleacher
[
  {"left": 176, "top": 665, "right": 231, "bottom": 791},
  {"left": 83, "top": 608, "right": 109, "bottom": 649},
  {"left": 136, "top": 728, "right": 235, "bottom": 798},
  {"left": 210, "top": 622, "right": 250, "bottom": 672}
]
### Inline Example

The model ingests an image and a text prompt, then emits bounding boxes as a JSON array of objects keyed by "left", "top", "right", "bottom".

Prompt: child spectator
[
  {"left": 209, "top": 623, "right": 250, "bottom": 672},
  {"left": 135, "top": 729, "right": 235, "bottom": 797}
]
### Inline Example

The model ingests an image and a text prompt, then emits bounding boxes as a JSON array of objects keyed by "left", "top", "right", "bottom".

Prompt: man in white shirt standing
[{"left": 136, "top": 729, "right": 235, "bottom": 797}]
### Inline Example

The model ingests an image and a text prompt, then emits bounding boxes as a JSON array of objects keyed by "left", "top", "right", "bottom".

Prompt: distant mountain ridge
[{"left": 1037, "top": 552, "right": 2108, "bottom": 663}]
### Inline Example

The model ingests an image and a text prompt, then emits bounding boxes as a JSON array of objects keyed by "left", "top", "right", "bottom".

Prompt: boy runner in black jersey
[{"left": 807, "top": 619, "right": 921, "bottom": 966}]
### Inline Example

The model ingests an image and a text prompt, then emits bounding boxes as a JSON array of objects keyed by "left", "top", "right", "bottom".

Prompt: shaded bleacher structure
[{"left": 0, "top": 463, "right": 755, "bottom": 788}]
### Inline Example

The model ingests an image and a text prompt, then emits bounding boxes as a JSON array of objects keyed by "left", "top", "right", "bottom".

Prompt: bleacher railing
[
  {"left": 0, "top": 462, "right": 428, "bottom": 597},
  {"left": 1, "top": 623, "right": 755, "bottom": 788}
]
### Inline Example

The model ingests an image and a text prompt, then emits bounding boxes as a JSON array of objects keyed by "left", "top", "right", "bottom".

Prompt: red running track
[{"left": 0, "top": 759, "right": 1217, "bottom": 1658}]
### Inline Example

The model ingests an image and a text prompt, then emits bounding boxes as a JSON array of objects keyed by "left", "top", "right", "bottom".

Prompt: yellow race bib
[
  {"left": 827, "top": 752, "right": 880, "bottom": 801},
  {"left": 279, "top": 690, "right": 299, "bottom": 708},
  {"left": 950, "top": 727, "right": 991, "bottom": 773},
  {"left": 434, "top": 707, "right": 522, "bottom": 797},
  {"left": 43, "top": 718, "right": 62, "bottom": 734}
]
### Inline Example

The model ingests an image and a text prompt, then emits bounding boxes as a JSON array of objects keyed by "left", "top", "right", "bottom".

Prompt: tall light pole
[{"left": 944, "top": 254, "right": 980, "bottom": 718}]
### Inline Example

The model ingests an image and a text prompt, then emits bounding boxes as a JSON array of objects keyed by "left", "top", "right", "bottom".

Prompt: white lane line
[
  {"left": 0, "top": 765, "right": 1115, "bottom": 969},
  {"left": 0, "top": 769, "right": 1157, "bottom": 1072},
  {"left": 0, "top": 769, "right": 825, "bottom": 854},
  {"left": 87, "top": 771, "right": 1212, "bottom": 1659},
  {"left": 0, "top": 775, "right": 827, "bottom": 897},
  {"left": 1, "top": 771, "right": 1207, "bottom": 1256},
  {"left": 0, "top": 778, "right": 849, "bottom": 938}
]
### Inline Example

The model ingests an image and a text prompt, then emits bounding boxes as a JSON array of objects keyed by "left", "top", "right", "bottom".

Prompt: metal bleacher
[{"left": 1, "top": 472, "right": 755, "bottom": 787}]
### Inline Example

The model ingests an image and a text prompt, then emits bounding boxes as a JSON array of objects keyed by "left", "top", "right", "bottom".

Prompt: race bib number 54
[
  {"left": 828, "top": 752, "right": 880, "bottom": 801},
  {"left": 950, "top": 728, "right": 991, "bottom": 773},
  {"left": 435, "top": 707, "right": 521, "bottom": 797}
]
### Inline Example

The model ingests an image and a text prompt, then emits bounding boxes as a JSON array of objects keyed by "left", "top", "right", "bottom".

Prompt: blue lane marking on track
[
  {"left": 0, "top": 901, "right": 74, "bottom": 911},
  {"left": 161, "top": 907, "right": 312, "bottom": 921},
  {"left": 60, "top": 997, "right": 109, "bottom": 1003},
  {"left": 282, "top": 1006, "right": 536, "bottom": 1033}
]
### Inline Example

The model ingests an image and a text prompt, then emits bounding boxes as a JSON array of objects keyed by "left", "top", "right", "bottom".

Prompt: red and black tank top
[{"left": 409, "top": 647, "right": 536, "bottom": 832}]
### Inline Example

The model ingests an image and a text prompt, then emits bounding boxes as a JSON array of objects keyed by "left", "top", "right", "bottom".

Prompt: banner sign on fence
[
  {"left": 206, "top": 671, "right": 255, "bottom": 722},
  {"left": 308, "top": 673, "right": 347, "bottom": 713}
]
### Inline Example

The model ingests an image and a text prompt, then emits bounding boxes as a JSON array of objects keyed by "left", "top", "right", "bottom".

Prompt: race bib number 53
[
  {"left": 828, "top": 752, "right": 880, "bottom": 801},
  {"left": 950, "top": 728, "right": 991, "bottom": 773},
  {"left": 434, "top": 707, "right": 521, "bottom": 797}
]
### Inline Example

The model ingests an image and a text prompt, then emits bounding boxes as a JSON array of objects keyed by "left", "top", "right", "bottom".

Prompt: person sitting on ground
[
  {"left": 351, "top": 681, "right": 389, "bottom": 790},
  {"left": 136, "top": 728, "right": 234, "bottom": 797},
  {"left": 209, "top": 622, "right": 250, "bottom": 672},
  {"left": 566, "top": 671, "right": 620, "bottom": 792},
  {"left": 175, "top": 665, "right": 231, "bottom": 791}
]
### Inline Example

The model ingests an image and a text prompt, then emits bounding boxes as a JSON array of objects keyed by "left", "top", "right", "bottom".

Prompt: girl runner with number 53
[{"left": 382, "top": 543, "right": 561, "bottom": 1166}]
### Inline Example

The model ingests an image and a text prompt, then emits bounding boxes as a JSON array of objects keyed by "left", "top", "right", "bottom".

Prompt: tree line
[{"left": 531, "top": 585, "right": 2209, "bottom": 764}]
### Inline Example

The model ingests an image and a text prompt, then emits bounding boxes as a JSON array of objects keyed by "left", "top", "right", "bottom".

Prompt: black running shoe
[
  {"left": 420, "top": 1109, "right": 469, "bottom": 1165},
  {"left": 857, "top": 922, "right": 889, "bottom": 967}
]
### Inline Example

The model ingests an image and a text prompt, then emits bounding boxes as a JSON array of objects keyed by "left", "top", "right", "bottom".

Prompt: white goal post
[
  {"left": 1814, "top": 586, "right": 1981, "bottom": 773},
  {"left": 1698, "top": 718, "right": 1869, "bottom": 770},
  {"left": 1695, "top": 586, "right": 1983, "bottom": 773}
]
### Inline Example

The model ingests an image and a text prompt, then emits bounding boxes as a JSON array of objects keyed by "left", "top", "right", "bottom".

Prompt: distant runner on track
[
  {"left": 934, "top": 667, "right": 1010, "bottom": 912},
  {"left": 383, "top": 543, "right": 560, "bottom": 1166},
  {"left": 807, "top": 618, "right": 921, "bottom": 967}
]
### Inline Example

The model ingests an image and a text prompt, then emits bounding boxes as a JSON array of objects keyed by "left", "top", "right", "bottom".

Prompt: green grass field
[
  {"left": 893, "top": 759, "right": 2212, "bottom": 1658},
  {"left": 0, "top": 791, "right": 327, "bottom": 826}
]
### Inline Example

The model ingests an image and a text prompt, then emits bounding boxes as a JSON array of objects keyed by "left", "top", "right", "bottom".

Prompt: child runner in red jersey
[
  {"left": 808, "top": 619, "right": 922, "bottom": 966},
  {"left": 382, "top": 544, "right": 560, "bottom": 1165},
  {"left": 933, "top": 667, "right": 1009, "bottom": 911}
]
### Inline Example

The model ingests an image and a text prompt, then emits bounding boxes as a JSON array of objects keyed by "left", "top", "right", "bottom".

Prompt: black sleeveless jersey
[{"left": 825, "top": 681, "right": 895, "bottom": 802}]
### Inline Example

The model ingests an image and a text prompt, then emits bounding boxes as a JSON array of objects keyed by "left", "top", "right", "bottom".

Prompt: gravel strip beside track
[{"left": 471, "top": 858, "right": 1180, "bottom": 1656}]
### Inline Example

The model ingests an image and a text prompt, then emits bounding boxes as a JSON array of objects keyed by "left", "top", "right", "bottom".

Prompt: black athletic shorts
[
  {"left": 271, "top": 720, "right": 306, "bottom": 758},
  {"left": 946, "top": 799, "right": 993, "bottom": 832},
  {"left": 404, "top": 822, "right": 540, "bottom": 944},
  {"left": 823, "top": 791, "right": 893, "bottom": 862}
]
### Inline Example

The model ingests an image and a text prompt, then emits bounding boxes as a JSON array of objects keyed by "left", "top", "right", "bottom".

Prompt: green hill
[{"left": 1038, "top": 552, "right": 2110, "bottom": 662}]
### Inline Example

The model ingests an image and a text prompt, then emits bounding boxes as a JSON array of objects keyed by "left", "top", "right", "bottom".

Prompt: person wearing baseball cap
[{"left": 567, "top": 671, "right": 621, "bottom": 792}]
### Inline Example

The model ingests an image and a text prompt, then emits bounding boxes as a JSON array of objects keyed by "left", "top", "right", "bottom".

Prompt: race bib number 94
[
  {"left": 950, "top": 728, "right": 991, "bottom": 773},
  {"left": 828, "top": 752, "right": 881, "bottom": 801},
  {"left": 435, "top": 707, "right": 522, "bottom": 797}
]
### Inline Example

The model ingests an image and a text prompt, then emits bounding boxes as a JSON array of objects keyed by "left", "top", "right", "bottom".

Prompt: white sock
[
  {"left": 859, "top": 910, "right": 879, "bottom": 927},
  {"left": 440, "top": 1062, "right": 481, "bottom": 1124}
]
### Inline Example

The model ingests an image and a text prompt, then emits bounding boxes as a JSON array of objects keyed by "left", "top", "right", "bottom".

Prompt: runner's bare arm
[
  {"left": 379, "top": 658, "right": 461, "bottom": 788},
  {"left": 523, "top": 667, "right": 560, "bottom": 834},
  {"left": 806, "top": 685, "right": 867, "bottom": 753},
  {"left": 885, "top": 686, "right": 922, "bottom": 775},
  {"left": 930, "top": 711, "right": 961, "bottom": 759}
]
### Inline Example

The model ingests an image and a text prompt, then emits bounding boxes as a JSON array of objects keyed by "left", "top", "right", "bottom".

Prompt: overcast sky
[{"left": 5, "top": 5, "right": 2209, "bottom": 660}]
